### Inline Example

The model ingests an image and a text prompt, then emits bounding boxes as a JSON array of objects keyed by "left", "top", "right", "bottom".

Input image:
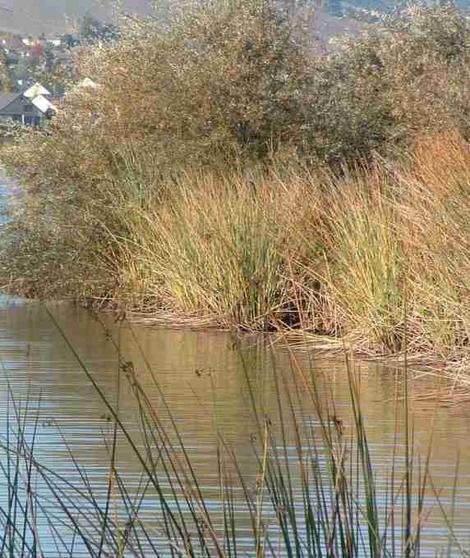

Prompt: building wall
[{"left": 0, "top": 95, "right": 44, "bottom": 125}]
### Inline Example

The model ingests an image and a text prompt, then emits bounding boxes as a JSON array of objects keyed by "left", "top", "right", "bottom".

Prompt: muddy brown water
[{"left": 0, "top": 297, "right": 469, "bottom": 556}]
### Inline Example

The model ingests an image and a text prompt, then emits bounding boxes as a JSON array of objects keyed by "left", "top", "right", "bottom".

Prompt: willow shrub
[{"left": 0, "top": 0, "right": 317, "bottom": 299}]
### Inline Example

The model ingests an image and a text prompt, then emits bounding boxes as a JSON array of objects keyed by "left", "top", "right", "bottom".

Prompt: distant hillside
[
  {"left": 1, "top": 0, "right": 468, "bottom": 38},
  {"left": 0, "top": 0, "right": 152, "bottom": 35},
  {"left": 343, "top": 0, "right": 470, "bottom": 10},
  {"left": 327, "top": 0, "right": 470, "bottom": 19},
  {"left": 0, "top": 0, "right": 368, "bottom": 43}
]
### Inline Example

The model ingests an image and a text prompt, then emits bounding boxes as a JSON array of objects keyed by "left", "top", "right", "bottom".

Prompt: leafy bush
[{"left": 0, "top": 0, "right": 317, "bottom": 298}]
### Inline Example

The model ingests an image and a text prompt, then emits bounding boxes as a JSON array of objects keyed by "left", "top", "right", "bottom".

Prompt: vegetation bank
[{"left": 1, "top": 1, "right": 469, "bottom": 366}]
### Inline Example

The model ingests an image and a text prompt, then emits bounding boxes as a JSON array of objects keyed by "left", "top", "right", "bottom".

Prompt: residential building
[{"left": 0, "top": 84, "right": 56, "bottom": 125}]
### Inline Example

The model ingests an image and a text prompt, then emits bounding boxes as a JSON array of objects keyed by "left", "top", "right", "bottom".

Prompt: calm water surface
[{"left": 0, "top": 296, "right": 470, "bottom": 555}]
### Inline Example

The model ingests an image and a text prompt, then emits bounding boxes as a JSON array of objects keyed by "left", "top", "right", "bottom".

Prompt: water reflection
[{"left": 0, "top": 297, "right": 469, "bottom": 555}]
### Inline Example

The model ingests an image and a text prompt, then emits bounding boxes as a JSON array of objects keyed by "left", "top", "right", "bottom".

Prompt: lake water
[{"left": 0, "top": 296, "right": 470, "bottom": 556}]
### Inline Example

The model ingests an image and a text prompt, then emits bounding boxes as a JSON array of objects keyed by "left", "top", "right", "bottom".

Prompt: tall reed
[
  {"left": 99, "top": 132, "right": 469, "bottom": 369},
  {"left": 116, "top": 171, "right": 305, "bottom": 330}
]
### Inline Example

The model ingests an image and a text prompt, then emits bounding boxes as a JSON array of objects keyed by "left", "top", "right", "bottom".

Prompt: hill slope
[
  {"left": 2, "top": 1, "right": 469, "bottom": 38},
  {"left": 0, "top": 0, "right": 152, "bottom": 35}
]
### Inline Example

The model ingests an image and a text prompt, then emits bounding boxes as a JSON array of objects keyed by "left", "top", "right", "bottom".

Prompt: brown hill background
[
  {"left": 0, "top": 1, "right": 368, "bottom": 50},
  {"left": 0, "top": 0, "right": 152, "bottom": 35}
]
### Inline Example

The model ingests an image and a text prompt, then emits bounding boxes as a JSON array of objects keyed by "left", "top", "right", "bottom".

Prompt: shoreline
[{"left": 80, "top": 298, "right": 470, "bottom": 382}]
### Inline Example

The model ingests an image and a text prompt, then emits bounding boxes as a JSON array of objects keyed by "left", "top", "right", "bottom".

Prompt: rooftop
[{"left": 0, "top": 91, "right": 21, "bottom": 112}]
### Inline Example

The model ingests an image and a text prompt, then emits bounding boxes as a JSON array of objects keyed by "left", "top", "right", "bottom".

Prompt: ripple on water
[{"left": 0, "top": 298, "right": 468, "bottom": 555}]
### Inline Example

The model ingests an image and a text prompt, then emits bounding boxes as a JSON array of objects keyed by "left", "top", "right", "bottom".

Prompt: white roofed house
[
  {"left": 47, "top": 37, "right": 62, "bottom": 48},
  {"left": 0, "top": 83, "right": 57, "bottom": 126},
  {"left": 31, "top": 94, "right": 56, "bottom": 118},
  {"left": 24, "top": 82, "right": 51, "bottom": 99}
]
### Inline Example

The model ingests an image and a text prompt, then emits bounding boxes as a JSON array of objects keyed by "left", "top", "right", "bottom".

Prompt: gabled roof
[
  {"left": 0, "top": 92, "right": 22, "bottom": 113},
  {"left": 24, "top": 82, "right": 51, "bottom": 99},
  {"left": 31, "top": 94, "right": 56, "bottom": 115}
]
